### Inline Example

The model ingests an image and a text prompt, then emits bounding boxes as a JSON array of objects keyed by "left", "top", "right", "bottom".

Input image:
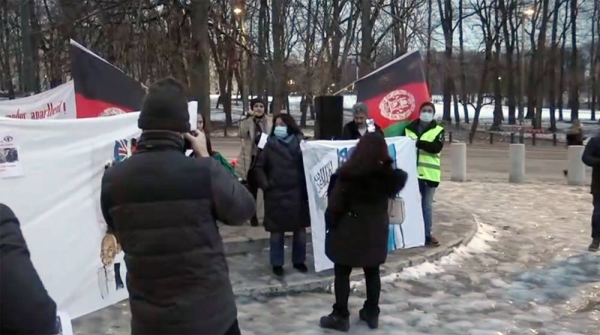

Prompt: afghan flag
[
  {"left": 70, "top": 40, "right": 146, "bottom": 118},
  {"left": 356, "top": 50, "right": 430, "bottom": 136}
]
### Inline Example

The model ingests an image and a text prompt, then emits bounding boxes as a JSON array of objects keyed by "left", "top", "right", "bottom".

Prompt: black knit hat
[
  {"left": 250, "top": 98, "right": 265, "bottom": 109},
  {"left": 138, "top": 78, "right": 190, "bottom": 132}
]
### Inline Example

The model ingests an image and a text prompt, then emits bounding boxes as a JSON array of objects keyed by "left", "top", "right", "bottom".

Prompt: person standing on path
[
  {"left": 402, "top": 102, "right": 444, "bottom": 246},
  {"left": 319, "top": 133, "right": 408, "bottom": 332},
  {"left": 101, "top": 78, "right": 256, "bottom": 335},
  {"left": 581, "top": 132, "right": 600, "bottom": 252},
  {"left": 341, "top": 103, "right": 383, "bottom": 140},
  {"left": 253, "top": 114, "right": 310, "bottom": 276},
  {"left": 564, "top": 119, "right": 584, "bottom": 177},
  {"left": 235, "top": 98, "right": 273, "bottom": 226}
]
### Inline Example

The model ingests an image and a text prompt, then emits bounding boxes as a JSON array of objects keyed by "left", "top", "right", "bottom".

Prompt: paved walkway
[{"left": 74, "top": 181, "right": 600, "bottom": 334}]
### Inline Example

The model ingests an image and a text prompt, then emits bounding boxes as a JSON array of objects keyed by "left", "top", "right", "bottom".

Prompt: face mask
[
  {"left": 274, "top": 126, "right": 288, "bottom": 138},
  {"left": 420, "top": 112, "right": 433, "bottom": 123}
]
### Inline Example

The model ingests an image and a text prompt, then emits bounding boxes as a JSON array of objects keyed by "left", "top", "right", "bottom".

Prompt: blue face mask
[{"left": 274, "top": 126, "right": 288, "bottom": 138}]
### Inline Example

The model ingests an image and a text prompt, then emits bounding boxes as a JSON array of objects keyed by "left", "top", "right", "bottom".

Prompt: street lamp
[
  {"left": 231, "top": 0, "right": 249, "bottom": 114},
  {"left": 519, "top": 7, "right": 535, "bottom": 124}
]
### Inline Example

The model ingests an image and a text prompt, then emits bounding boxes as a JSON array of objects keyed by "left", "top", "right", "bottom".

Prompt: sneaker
[
  {"left": 359, "top": 308, "right": 379, "bottom": 329},
  {"left": 293, "top": 263, "right": 308, "bottom": 273},
  {"left": 272, "top": 266, "right": 284, "bottom": 276},
  {"left": 250, "top": 217, "right": 259, "bottom": 227},
  {"left": 319, "top": 313, "right": 350, "bottom": 332},
  {"left": 426, "top": 236, "right": 441, "bottom": 247},
  {"left": 589, "top": 238, "right": 599, "bottom": 252}
]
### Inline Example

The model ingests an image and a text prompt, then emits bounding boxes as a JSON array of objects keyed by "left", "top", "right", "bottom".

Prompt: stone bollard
[
  {"left": 509, "top": 144, "right": 525, "bottom": 183},
  {"left": 451, "top": 143, "right": 467, "bottom": 182},
  {"left": 567, "top": 145, "right": 585, "bottom": 186}
]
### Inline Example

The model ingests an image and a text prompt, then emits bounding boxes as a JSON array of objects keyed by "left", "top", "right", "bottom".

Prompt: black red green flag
[
  {"left": 70, "top": 40, "right": 146, "bottom": 118},
  {"left": 356, "top": 50, "right": 430, "bottom": 136}
]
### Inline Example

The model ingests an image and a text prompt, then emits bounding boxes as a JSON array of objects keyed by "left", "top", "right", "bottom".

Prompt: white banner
[
  {"left": 301, "top": 137, "right": 425, "bottom": 272},
  {"left": 0, "top": 101, "right": 199, "bottom": 318},
  {"left": 0, "top": 81, "right": 76, "bottom": 119},
  {"left": 0, "top": 113, "right": 140, "bottom": 318}
]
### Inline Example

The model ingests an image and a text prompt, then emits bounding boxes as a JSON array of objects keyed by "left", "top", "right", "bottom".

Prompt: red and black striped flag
[
  {"left": 70, "top": 40, "right": 146, "bottom": 118},
  {"left": 356, "top": 50, "right": 430, "bottom": 136}
]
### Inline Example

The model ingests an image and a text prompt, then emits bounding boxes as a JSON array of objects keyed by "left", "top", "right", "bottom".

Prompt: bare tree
[{"left": 568, "top": 0, "right": 579, "bottom": 121}]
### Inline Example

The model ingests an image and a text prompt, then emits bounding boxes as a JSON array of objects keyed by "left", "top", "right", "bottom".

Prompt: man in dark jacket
[
  {"left": 581, "top": 133, "right": 600, "bottom": 252},
  {"left": 341, "top": 102, "right": 383, "bottom": 140},
  {"left": 402, "top": 102, "right": 444, "bottom": 246},
  {"left": 100, "top": 78, "right": 256, "bottom": 334},
  {"left": 0, "top": 204, "right": 58, "bottom": 334}
]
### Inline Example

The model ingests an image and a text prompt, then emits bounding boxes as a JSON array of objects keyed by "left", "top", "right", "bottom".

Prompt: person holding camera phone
[
  {"left": 235, "top": 98, "right": 273, "bottom": 226},
  {"left": 100, "top": 78, "right": 255, "bottom": 335}
]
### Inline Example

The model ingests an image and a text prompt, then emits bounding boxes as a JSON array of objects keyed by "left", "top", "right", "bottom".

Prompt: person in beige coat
[{"left": 235, "top": 98, "right": 273, "bottom": 226}]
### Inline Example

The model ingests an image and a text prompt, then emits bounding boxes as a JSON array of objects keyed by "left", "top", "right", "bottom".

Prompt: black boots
[
  {"left": 272, "top": 266, "right": 284, "bottom": 276},
  {"left": 319, "top": 313, "right": 350, "bottom": 332},
  {"left": 319, "top": 309, "right": 379, "bottom": 332},
  {"left": 589, "top": 238, "right": 599, "bottom": 252},
  {"left": 359, "top": 308, "right": 379, "bottom": 329}
]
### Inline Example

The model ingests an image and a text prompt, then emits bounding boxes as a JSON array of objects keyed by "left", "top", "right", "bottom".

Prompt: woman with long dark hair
[
  {"left": 320, "top": 132, "right": 408, "bottom": 332},
  {"left": 254, "top": 113, "right": 310, "bottom": 276}
]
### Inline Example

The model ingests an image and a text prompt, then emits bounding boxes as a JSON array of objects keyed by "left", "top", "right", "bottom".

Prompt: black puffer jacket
[
  {"left": 100, "top": 132, "right": 255, "bottom": 335},
  {"left": 254, "top": 134, "right": 310, "bottom": 232},
  {"left": 0, "top": 204, "right": 57, "bottom": 335},
  {"left": 325, "top": 166, "right": 407, "bottom": 268}
]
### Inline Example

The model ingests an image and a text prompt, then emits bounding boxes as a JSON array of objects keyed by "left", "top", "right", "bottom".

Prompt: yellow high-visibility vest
[{"left": 405, "top": 125, "right": 444, "bottom": 182}]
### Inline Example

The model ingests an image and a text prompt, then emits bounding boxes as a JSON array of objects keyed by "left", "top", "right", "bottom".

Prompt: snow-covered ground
[{"left": 230, "top": 182, "right": 599, "bottom": 335}]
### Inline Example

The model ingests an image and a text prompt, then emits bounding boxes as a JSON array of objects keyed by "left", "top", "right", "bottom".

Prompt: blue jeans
[
  {"left": 270, "top": 229, "right": 307, "bottom": 266},
  {"left": 419, "top": 180, "right": 436, "bottom": 238}
]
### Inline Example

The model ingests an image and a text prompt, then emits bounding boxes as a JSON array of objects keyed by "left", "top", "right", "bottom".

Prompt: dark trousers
[
  {"left": 592, "top": 194, "right": 600, "bottom": 239},
  {"left": 224, "top": 319, "right": 241, "bottom": 335},
  {"left": 333, "top": 264, "right": 381, "bottom": 318},
  {"left": 269, "top": 229, "right": 307, "bottom": 267},
  {"left": 246, "top": 168, "right": 259, "bottom": 223}
]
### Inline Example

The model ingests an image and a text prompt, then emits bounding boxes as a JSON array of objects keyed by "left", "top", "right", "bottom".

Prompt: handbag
[{"left": 388, "top": 196, "right": 405, "bottom": 225}]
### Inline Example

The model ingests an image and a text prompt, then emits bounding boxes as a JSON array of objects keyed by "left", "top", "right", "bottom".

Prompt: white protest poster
[
  {"left": 188, "top": 100, "right": 198, "bottom": 130},
  {"left": 0, "top": 112, "right": 141, "bottom": 319},
  {"left": 301, "top": 136, "right": 425, "bottom": 272},
  {"left": 0, "top": 134, "right": 24, "bottom": 178},
  {"left": 0, "top": 81, "right": 77, "bottom": 119}
]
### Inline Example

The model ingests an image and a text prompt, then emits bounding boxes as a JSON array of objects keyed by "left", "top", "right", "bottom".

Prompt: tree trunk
[
  {"left": 190, "top": 0, "right": 212, "bottom": 132},
  {"left": 491, "top": 2, "right": 503, "bottom": 130},
  {"left": 20, "top": 0, "right": 35, "bottom": 94},
  {"left": 271, "top": 0, "right": 287, "bottom": 115},
  {"left": 359, "top": 0, "right": 374, "bottom": 77},
  {"left": 458, "top": 0, "right": 469, "bottom": 123},
  {"left": 590, "top": 0, "right": 598, "bottom": 120},
  {"left": 534, "top": 0, "right": 550, "bottom": 129},
  {"left": 558, "top": 1, "right": 569, "bottom": 121},
  {"left": 426, "top": 0, "right": 432, "bottom": 84},
  {"left": 547, "top": 0, "right": 561, "bottom": 131},
  {"left": 568, "top": 0, "right": 579, "bottom": 121},
  {"left": 0, "top": 0, "right": 14, "bottom": 98},
  {"left": 525, "top": 16, "right": 536, "bottom": 122},
  {"left": 256, "top": 0, "right": 268, "bottom": 102},
  {"left": 437, "top": 0, "right": 453, "bottom": 122},
  {"left": 500, "top": 0, "right": 516, "bottom": 124}
]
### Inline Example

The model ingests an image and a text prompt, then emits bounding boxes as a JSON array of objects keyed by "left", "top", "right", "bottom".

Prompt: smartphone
[{"left": 366, "top": 118, "right": 376, "bottom": 132}]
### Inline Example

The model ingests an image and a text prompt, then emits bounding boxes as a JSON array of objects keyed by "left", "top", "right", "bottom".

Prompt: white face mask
[{"left": 420, "top": 112, "right": 433, "bottom": 123}]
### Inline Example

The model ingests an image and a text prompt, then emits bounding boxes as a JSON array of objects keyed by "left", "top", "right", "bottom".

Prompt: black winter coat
[
  {"left": 254, "top": 134, "right": 310, "bottom": 232},
  {"left": 582, "top": 135, "right": 600, "bottom": 194},
  {"left": 0, "top": 204, "right": 57, "bottom": 335},
  {"left": 101, "top": 132, "right": 255, "bottom": 335},
  {"left": 341, "top": 121, "right": 383, "bottom": 140},
  {"left": 325, "top": 166, "right": 407, "bottom": 268}
]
